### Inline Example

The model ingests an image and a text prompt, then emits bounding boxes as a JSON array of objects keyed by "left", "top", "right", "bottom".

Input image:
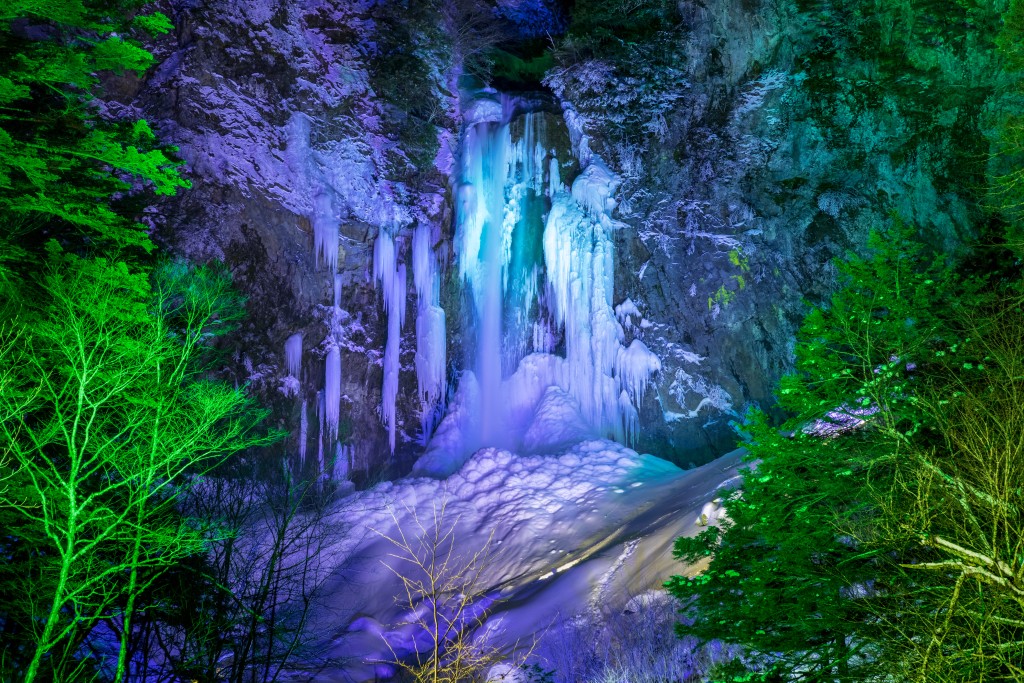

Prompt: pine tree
[{"left": 666, "top": 222, "right": 961, "bottom": 681}]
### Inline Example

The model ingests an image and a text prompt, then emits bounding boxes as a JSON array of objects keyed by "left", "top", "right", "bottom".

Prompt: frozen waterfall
[{"left": 415, "top": 93, "right": 660, "bottom": 476}]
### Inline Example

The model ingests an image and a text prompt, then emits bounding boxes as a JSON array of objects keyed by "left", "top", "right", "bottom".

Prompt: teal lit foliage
[
  {"left": 368, "top": 0, "right": 444, "bottom": 174},
  {"left": 0, "top": 0, "right": 188, "bottom": 281},
  {"left": 490, "top": 47, "right": 555, "bottom": 84},
  {"left": 667, "top": 222, "right": 965, "bottom": 681},
  {"left": 795, "top": 0, "right": 1001, "bottom": 194}
]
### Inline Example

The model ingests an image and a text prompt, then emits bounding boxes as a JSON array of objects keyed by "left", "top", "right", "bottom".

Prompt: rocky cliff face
[
  {"left": 130, "top": 0, "right": 461, "bottom": 478},
  {"left": 549, "top": 0, "right": 1009, "bottom": 464},
  {"left": 128, "top": 0, "right": 1009, "bottom": 476}
]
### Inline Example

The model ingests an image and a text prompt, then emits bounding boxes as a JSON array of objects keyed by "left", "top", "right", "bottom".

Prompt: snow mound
[
  {"left": 302, "top": 446, "right": 745, "bottom": 682},
  {"left": 521, "top": 386, "right": 594, "bottom": 454},
  {"left": 464, "top": 96, "right": 504, "bottom": 126}
]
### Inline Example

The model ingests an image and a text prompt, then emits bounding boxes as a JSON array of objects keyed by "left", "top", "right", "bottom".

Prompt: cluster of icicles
[
  {"left": 284, "top": 92, "right": 661, "bottom": 472},
  {"left": 282, "top": 274, "right": 353, "bottom": 481},
  {"left": 449, "top": 95, "right": 661, "bottom": 453}
]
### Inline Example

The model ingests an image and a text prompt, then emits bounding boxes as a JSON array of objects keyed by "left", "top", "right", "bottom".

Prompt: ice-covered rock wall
[
  {"left": 125, "top": 0, "right": 460, "bottom": 478},
  {"left": 546, "top": 0, "right": 1009, "bottom": 464},
  {"left": 118, "top": 0, "right": 1007, "bottom": 478}
]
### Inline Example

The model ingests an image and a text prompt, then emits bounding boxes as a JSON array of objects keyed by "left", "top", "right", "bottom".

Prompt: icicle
[
  {"left": 325, "top": 345, "right": 341, "bottom": 440},
  {"left": 333, "top": 442, "right": 349, "bottom": 481},
  {"left": 374, "top": 230, "right": 407, "bottom": 454},
  {"left": 532, "top": 319, "right": 554, "bottom": 353},
  {"left": 285, "top": 332, "right": 303, "bottom": 378},
  {"left": 415, "top": 305, "right": 446, "bottom": 404},
  {"left": 571, "top": 156, "right": 620, "bottom": 218},
  {"left": 614, "top": 298, "right": 641, "bottom": 330},
  {"left": 299, "top": 398, "right": 308, "bottom": 469},
  {"left": 413, "top": 222, "right": 446, "bottom": 434},
  {"left": 381, "top": 306, "right": 400, "bottom": 454},
  {"left": 616, "top": 339, "right": 661, "bottom": 405},
  {"left": 334, "top": 273, "right": 343, "bottom": 309},
  {"left": 316, "top": 390, "right": 325, "bottom": 475},
  {"left": 313, "top": 191, "right": 339, "bottom": 272},
  {"left": 412, "top": 224, "right": 434, "bottom": 304},
  {"left": 619, "top": 389, "right": 639, "bottom": 445}
]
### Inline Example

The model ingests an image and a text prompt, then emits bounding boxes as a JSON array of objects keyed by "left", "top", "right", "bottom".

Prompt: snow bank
[{"left": 303, "top": 445, "right": 746, "bottom": 682}]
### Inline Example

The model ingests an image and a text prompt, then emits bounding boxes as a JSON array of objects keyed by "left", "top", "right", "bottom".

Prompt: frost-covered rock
[
  {"left": 132, "top": 0, "right": 461, "bottom": 475},
  {"left": 547, "top": 0, "right": 1006, "bottom": 464}
]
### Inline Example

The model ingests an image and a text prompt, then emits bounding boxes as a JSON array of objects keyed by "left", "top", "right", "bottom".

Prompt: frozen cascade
[
  {"left": 324, "top": 345, "right": 341, "bottom": 441},
  {"left": 299, "top": 398, "right": 308, "bottom": 468},
  {"left": 423, "top": 92, "right": 661, "bottom": 474},
  {"left": 413, "top": 223, "right": 446, "bottom": 434},
  {"left": 454, "top": 100, "right": 508, "bottom": 445},
  {"left": 285, "top": 332, "right": 303, "bottom": 378},
  {"left": 374, "top": 230, "right": 407, "bottom": 453}
]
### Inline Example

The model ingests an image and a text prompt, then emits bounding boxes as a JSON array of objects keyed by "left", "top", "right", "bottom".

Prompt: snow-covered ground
[{"left": 283, "top": 440, "right": 744, "bottom": 681}]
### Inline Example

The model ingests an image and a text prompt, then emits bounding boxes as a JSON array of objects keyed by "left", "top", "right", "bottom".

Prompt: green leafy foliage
[
  {"left": 0, "top": 5, "right": 289, "bottom": 682},
  {"left": 668, "top": 412, "right": 894, "bottom": 681},
  {"left": 997, "top": 0, "right": 1024, "bottom": 71},
  {"left": 0, "top": 0, "right": 188, "bottom": 275},
  {"left": 988, "top": 0, "right": 1024, "bottom": 249},
  {"left": 0, "top": 248, "right": 278, "bottom": 683},
  {"left": 779, "top": 220, "right": 957, "bottom": 433},
  {"left": 668, "top": 222, "right": 965, "bottom": 680}
]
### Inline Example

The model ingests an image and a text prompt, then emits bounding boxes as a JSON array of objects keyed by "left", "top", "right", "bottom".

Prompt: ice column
[
  {"left": 333, "top": 442, "right": 350, "bottom": 482},
  {"left": 413, "top": 223, "right": 446, "bottom": 436},
  {"left": 316, "top": 390, "right": 325, "bottom": 478},
  {"left": 374, "top": 230, "right": 407, "bottom": 453},
  {"left": 324, "top": 346, "right": 341, "bottom": 440},
  {"left": 285, "top": 333, "right": 303, "bottom": 379},
  {"left": 299, "top": 398, "right": 308, "bottom": 468},
  {"left": 323, "top": 274, "right": 343, "bottom": 444}
]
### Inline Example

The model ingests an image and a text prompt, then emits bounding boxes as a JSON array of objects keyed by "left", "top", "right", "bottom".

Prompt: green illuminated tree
[
  {"left": 0, "top": 0, "right": 187, "bottom": 288},
  {"left": 666, "top": 222, "right": 960, "bottom": 681},
  {"left": 861, "top": 289, "right": 1024, "bottom": 682},
  {"left": 985, "top": 0, "right": 1024, "bottom": 258},
  {"left": 0, "top": 249, "right": 277, "bottom": 683}
]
